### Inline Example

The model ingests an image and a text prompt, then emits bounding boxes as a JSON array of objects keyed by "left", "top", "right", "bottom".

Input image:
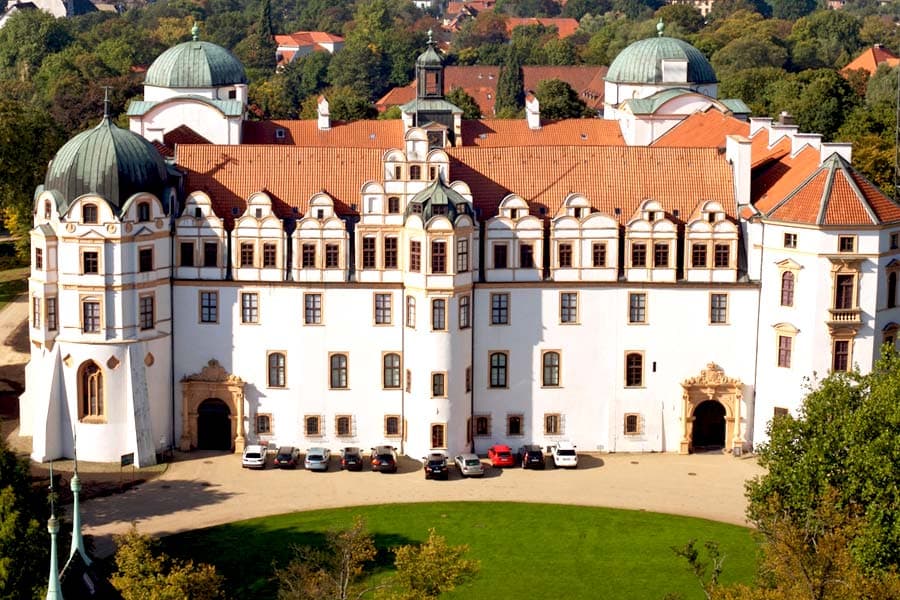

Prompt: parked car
[
  {"left": 371, "top": 445, "right": 398, "bottom": 473},
  {"left": 550, "top": 441, "right": 578, "bottom": 469},
  {"left": 518, "top": 444, "right": 546, "bottom": 469},
  {"left": 487, "top": 444, "right": 515, "bottom": 468},
  {"left": 340, "top": 447, "right": 364, "bottom": 471},
  {"left": 273, "top": 446, "right": 300, "bottom": 469},
  {"left": 241, "top": 444, "right": 267, "bottom": 469},
  {"left": 423, "top": 452, "right": 450, "bottom": 480},
  {"left": 304, "top": 447, "right": 331, "bottom": 471},
  {"left": 454, "top": 453, "right": 485, "bottom": 477}
]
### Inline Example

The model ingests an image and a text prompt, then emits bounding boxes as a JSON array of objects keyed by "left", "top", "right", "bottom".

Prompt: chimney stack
[
  {"left": 525, "top": 92, "right": 540, "bottom": 130},
  {"left": 317, "top": 96, "right": 330, "bottom": 131}
]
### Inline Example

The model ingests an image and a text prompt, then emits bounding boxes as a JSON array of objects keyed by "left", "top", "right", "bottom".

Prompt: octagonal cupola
[{"left": 405, "top": 175, "right": 474, "bottom": 225}]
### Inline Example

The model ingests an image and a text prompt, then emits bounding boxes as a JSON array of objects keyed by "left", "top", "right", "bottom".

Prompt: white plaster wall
[{"left": 132, "top": 102, "right": 241, "bottom": 145}]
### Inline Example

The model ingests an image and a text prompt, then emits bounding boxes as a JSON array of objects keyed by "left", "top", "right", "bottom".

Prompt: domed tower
[
  {"left": 401, "top": 30, "right": 463, "bottom": 147},
  {"left": 127, "top": 24, "right": 249, "bottom": 145},
  {"left": 400, "top": 174, "right": 477, "bottom": 458},
  {"left": 22, "top": 111, "right": 177, "bottom": 467}
]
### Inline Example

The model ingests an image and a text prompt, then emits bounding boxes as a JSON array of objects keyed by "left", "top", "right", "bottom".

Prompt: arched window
[
  {"left": 625, "top": 353, "right": 643, "bottom": 387},
  {"left": 781, "top": 272, "right": 794, "bottom": 307},
  {"left": 78, "top": 361, "right": 104, "bottom": 421},
  {"left": 889, "top": 271, "right": 897, "bottom": 309},
  {"left": 383, "top": 353, "right": 401, "bottom": 389},
  {"left": 336, "top": 415, "right": 351, "bottom": 437},
  {"left": 542, "top": 351, "right": 560, "bottom": 387},
  {"left": 44, "top": 200, "right": 52, "bottom": 219},
  {"left": 83, "top": 203, "right": 98, "bottom": 224},
  {"left": 268, "top": 352, "right": 286, "bottom": 388},
  {"left": 137, "top": 202, "right": 151, "bottom": 222},
  {"left": 489, "top": 352, "right": 508, "bottom": 388},
  {"left": 431, "top": 423, "right": 445, "bottom": 448},
  {"left": 330, "top": 353, "right": 348, "bottom": 389}
]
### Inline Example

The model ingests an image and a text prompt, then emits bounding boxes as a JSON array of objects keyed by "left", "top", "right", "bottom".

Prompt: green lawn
[
  {"left": 0, "top": 267, "right": 28, "bottom": 310},
  {"left": 162, "top": 502, "right": 759, "bottom": 599}
]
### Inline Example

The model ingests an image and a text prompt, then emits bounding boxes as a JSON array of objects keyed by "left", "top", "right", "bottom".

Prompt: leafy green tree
[
  {"left": 718, "top": 66, "right": 786, "bottom": 116},
  {"left": 447, "top": 87, "right": 482, "bottom": 119},
  {"left": 766, "top": 0, "right": 816, "bottom": 20},
  {"left": 111, "top": 525, "right": 224, "bottom": 600},
  {"left": 0, "top": 9, "right": 72, "bottom": 81},
  {"left": 711, "top": 37, "right": 788, "bottom": 76},
  {"left": 707, "top": 0, "right": 769, "bottom": 22},
  {"left": 234, "top": 0, "right": 277, "bottom": 73},
  {"left": 282, "top": 51, "right": 332, "bottom": 107},
  {"left": 300, "top": 86, "right": 375, "bottom": 121},
  {"left": 496, "top": 0, "right": 561, "bottom": 17},
  {"left": 0, "top": 438, "right": 47, "bottom": 599},
  {"left": 654, "top": 4, "right": 705, "bottom": 34},
  {"left": 495, "top": 47, "right": 524, "bottom": 117},
  {"left": 562, "top": 0, "right": 612, "bottom": 19},
  {"left": 766, "top": 69, "right": 858, "bottom": 141},
  {"left": 746, "top": 350, "right": 900, "bottom": 571},
  {"left": 389, "top": 529, "right": 479, "bottom": 600},
  {"left": 789, "top": 10, "right": 862, "bottom": 70},
  {"left": 535, "top": 78, "right": 590, "bottom": 119}
]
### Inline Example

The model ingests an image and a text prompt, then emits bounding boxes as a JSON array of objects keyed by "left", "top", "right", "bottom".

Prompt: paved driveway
[{"left": 82, "top": 449, "right": 763, "bottom": 557}]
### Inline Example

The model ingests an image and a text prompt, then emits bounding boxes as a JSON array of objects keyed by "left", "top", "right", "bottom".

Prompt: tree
[
  {"left": 766, "top": 0, "right": 816, "bottom": 20},
  {"left": 447, "top": 87, "right": 482, "bottom": 119},
  {"left": 275, "top": 516, "right": 377, "bottom": 600},
  {"left": 234, "top": 0, "right": 277, "bottom": 72},
  {"left": 766, "top": 69, "right": 858, "bottom": 141},
  {"left": 389, "top": 529, "right": 479, "bottom": 600},
  {"left": 0, "top": 9, "right": 72, "bottom": 81},
  {"left": 300, "top": 86, "right": 375, "bottom": 121},
  {"left": 788, "top": 10, "right": 862, "bottom": 70},
  {"left": 746, "top": 351, "right": 900, "bottom": 572},
  {"left": 111, "top": 525, "right": 224, "bottom": 600},
  {"left": 655, "top": 4, "right": 706, "bottom": 34},
  {"left": 535, "top": 78, "right": 590, "bottom": 119},
  {"left": 494, "top": 47, "right": 524, "bottom": 117},
  {"left": 711, "top": 37, "right": 788, "bottom": 76},
  {"left": 0, "top": 438, "right": 47, "bottom": 599}
]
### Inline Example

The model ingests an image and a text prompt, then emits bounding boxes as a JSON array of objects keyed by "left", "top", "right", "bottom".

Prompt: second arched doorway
[
  {"left": 692, "top": 400, "right": 726, "bottom": 450},
  {"left": 197, "top": 398, "right": 232, "bottom": 450}
]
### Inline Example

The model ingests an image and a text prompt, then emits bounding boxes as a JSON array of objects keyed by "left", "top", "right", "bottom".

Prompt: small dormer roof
[{"left": 405, "top": 175, "right": 474, "bottom": 224}]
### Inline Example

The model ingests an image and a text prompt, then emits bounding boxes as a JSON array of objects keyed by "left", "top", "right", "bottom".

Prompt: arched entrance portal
[
  {"left": 197, "top": 399, "right": 232, "bottom": 450},
  {"left": 691, "top": 400, "right": 726, "bottom": 450}
]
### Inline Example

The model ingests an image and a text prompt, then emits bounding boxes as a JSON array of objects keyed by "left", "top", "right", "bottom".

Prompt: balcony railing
[{"left": 828, "top": 308, "right": 861, "bottom": 324}]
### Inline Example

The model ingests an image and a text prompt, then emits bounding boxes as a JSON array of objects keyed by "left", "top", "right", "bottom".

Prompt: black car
[
  {"left": 518, "top": 444, "right": 546, "bottom": 469},
  {"left": 273, "top": 446, "right": 300, "bottom": 469},
  {"left": 371, "top": 445, "right": 398, "bottom": 473},
  {"left": 423, "top": 452, "right": 449, "bottom": 480},
  {"left": 340, "top": 446, "right": 364, "bottom": 471}
]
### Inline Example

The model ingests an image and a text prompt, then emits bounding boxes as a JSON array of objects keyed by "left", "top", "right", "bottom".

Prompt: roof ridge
[
  {"left": 833, "top": 154, "right": 880, "bottom": 225},
  {"left": 815, "top": 158, "right": 836, "bottom": 225},
  {"left": 762, "top": 158, "right": 827, "bottom": 218}
]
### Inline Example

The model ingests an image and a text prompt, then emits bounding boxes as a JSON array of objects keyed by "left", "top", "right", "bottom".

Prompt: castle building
[{"left": 19, "top": 28, "right": 900, "bottom": 467}]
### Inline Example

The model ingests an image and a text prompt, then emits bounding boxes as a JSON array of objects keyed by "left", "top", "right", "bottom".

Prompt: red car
[{"left": 487, "top": 444, "right": 515, "bottom": 467}]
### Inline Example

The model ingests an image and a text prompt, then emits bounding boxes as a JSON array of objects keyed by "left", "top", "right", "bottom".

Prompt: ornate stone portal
[
  {"left": 180, "top": 360, "right": 246, "bottom": 453},
  {"left": 680, "top": 363, "right": 745, "bottom": 454}
]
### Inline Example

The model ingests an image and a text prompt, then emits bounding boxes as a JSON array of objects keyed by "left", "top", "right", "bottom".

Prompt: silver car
[
  {"left": 454, "top": 453, "right": 485, "bottom": 477},
  {"left": 304, "top": 447, "right": 331, "bottom": 471}
]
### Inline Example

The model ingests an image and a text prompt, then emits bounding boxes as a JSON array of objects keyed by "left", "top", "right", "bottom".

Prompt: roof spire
[
  {"left": 66, "top": 435, "right": 90, "bottom": 567},
  {"left": 657, "top": 18, "right": 664, "bottom": 37},
  {"left": 45, "top": 462, "right": 63, "bottom": 600},
  {"left": 427, "top": 28, "right": 433, "bottom": 46},
  {"left": 101, "top": 86, "right": 111, "bottom": 119},
  {"left": 191, "top": 21, "right": 200, "bottom": 41}
]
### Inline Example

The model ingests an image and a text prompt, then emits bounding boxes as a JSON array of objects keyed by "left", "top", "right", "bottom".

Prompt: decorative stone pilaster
[
  {"left": 180, "top": 359, "right": 246, "bottom": 453},
  {"left": 680, "top": 362, "right": 745, "bottom": 454}
]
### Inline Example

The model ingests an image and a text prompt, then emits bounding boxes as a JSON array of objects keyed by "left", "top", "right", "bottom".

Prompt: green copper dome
[
  {"left": 145, "top": 40, "right": 248, "bottom": 88},
  {"left": 405, "top": 176, "right": 473, "bottom": 224},
  {"left": 44, "top": 118, "right": 168, "bottom": 213},
  {"left": 606, "top": 36, "right": 716, "bottom": 85}
]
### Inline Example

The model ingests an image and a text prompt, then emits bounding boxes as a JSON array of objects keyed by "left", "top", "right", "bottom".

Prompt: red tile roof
[
  {"left": 164, "top": 125, "right": 211, "bottom": 148},
  {"left": 651, "top": 110, "right": 749, "bottom": 149},
  {"left": 460, "top": 118, "right": 623, "bottom": 146},
  {"left": 506, "top": 17, "right": 579, "bottom": 38},
  {"left": 242, "top": 120, "right": 403, "bottom": 148},
  {"left": 841, "top": 44, "right": 900, "bottom": 77}
]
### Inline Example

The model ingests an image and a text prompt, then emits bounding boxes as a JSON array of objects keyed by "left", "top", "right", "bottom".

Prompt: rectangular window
[
  {"left": 32, "top": 296, "right": 40, "bottom": 328},
  {"left": 203, "top": 242, "right": 218, "bottom": 267},
  {"left": 35, "top": 248, "right": 43, "bottom": 270},
  {"left": 834, "top": 274, "right": 854, "bottom": 309},
  {"left": 558, "top": 243, "right": 573, "bottom": 268},
  {"left": 82, "top": 300, "right": 100, "bottom": 333},
  {"left": 624, "top": 414, "right": 641, "bottom": 435},
  {"left": 507, "top": 414, "right": 523, "bottom": 436},
  {"left": 653, "top": 243, "right": 669, "bottom": 268},
  {"left": 560, "top": 292, "right": 577, "bottom": 323},
  {"left": 519, "top": 244, "right": 535, "bottom": 269},
  {"left": 592, "top": 242, "right": 606, "bottom": 267},
  {"left": 383, "top": 353, "right": 401, "bottom": 389},
  {"left": 385, "top": 415, "right": 401, "bottom": 437},
  {"left": 138, "top": 248, "right": 153, "bottom": 272},
  {"left": 628, "top": 292, "right": 646, "bottom": 324},
  {"left": 256, "top": 414, "right": 271, "bottom": 434},
  {"left": 139, "top": 295, "right": 154, "bottom": 330},
  {"left": 410, "top": 241, "right": 421, "bottom": 272},
  {"left": 46, "top": 297, "right": 57, "bottom": 331},
  {"left": 777, "top": 335, "right": 792, "bottom": 368},
  {"left": 200, "top": 291, "right": 218, "bottom": 323},
  {"left": 406, "top": 295, "right": 416, "bottom": 328},
  {"left": 691, "top": 243, "right": 707, "bottom": 268},
  {"left": 180, "top": 242, "right": 195, "bottom": 267},
  {"left": 325, "top": 243, "right": 340, "bottom": 269},
  {"left": 489, "top": 352, "right": 508, "bottom": 388},
  {"left": 625, "top": 352, "right": 643, "bottom": 387},
  {"left": 784, "top": 233, "right": 797, "bottom": 249},
  {"left": 305, "top": 415, "right": 321, "bottom": 436},
  {"left": 542, "top": 351, "right": 560, "bottom": 387},
  {"left": 474, "top": 415, "right": 490, "bottom": 437},
  {"left": 388, "top": 196, "right": 400, "bottom": 213},
  {"left": 362, "top": 237, "right": 376, "bottom": 269},
  {"left": 301, "top": 243, "right": 316, "bottom": 268},
  {"left": 240, "top": 243, "right": 254, "bottom": 267},
  {"left": 304, "top": 293, "right": 322, "bottom": 325},
  {"left": 710, "top": 293, "right": 727, "bottom": 324},
  {"left": 491, "top": 293, "right": 509, "bottom": 325},
  {"left": 268, "top": 352, "right": 286, "bottom": 387},
  {"left": 631, "top": 242, "right": 647, "bottom": 267},
  {"left": 405, "top": 370, "right": 412, "bottom": 393},
  {"left": 838, "top": 235, "right": 855, "bottom": 253},
  {"left": 241, "top": 292, "right": 259, "bottom": 324},
  {"left": 374, "top": 293, "right": 392, "bottom": 325},
  {"left": 384, "top": 237, "right": 398, "bottom": 269},
  {"left": 263, "top": 243, "right": 277, "bottom": 268},
  {"left": 457, "top": 239, "right": 469, "bottom": 272},
  {"left": 431, "top": 240, "right": 446, "bottom": 273},
  {"left": 432, "top": 372, "right": 446, "bottom": 397},
  {"left": 83, "top": 251, "right": 99, "bottom": 274},
  {"left": 493, "top": 244, "right": 508, "bottom": 269},
  {"left": 335, "top": 415, "right": 352, "bottom": 437},
  {"left": 432, "top": 299, "right": 446, "bottom": 330},
  {"left": 330, "top": 353, "right": 348, "bottom": 389},
  {"left": 892, "top": 233, "right": 899, "bottom": 250},
  {"left": 714, "top": 244, "right": 730, "bottom": 268},
  {"left": 465, "top": 366, "right": 472, "bottom": 392},
  {"left": 544, "top": 413, "right": 562, "bottom": 435},
  {"left": 459, "top": 295, "right": 470, "bottom": 329},
  {"left": 832, "top": 340, "right": 850, "bottom": 372}
]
